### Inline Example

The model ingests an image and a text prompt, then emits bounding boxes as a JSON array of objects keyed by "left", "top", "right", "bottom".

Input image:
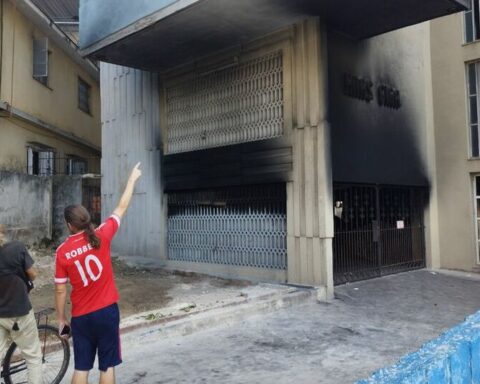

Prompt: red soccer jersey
[{"left": 55, "top": 215, "right": 121, "bottom": 317}]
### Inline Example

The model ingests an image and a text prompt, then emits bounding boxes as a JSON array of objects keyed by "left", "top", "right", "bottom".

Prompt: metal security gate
[
  {"left": 167, "top": 184, "right": 287, "bottom": 269},
  {"left": 333, "top": 184, "right": 426, "bottom": 285}
]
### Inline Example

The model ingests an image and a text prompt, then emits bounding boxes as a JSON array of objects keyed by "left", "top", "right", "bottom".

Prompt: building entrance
[{"left": 333, "top": 183, "right": 426, "bottom": 285}]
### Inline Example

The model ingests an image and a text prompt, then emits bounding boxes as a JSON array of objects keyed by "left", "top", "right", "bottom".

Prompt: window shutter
[
  {"left": 78, "top": 78, "right": 91, "bottom": 113},
  {"left": 33, "top": 37, "right": 48, "bottom": 78},
  {"left": 27, "top": 147, "right": 33, "bottom": 175}
]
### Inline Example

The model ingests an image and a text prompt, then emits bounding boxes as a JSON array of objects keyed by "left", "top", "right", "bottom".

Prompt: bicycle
[{"left": 1, "top": 308, "right": 70, "bottom": 384}]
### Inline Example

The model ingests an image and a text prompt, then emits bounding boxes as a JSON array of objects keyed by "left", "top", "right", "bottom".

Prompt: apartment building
[
  {"left": 0, "top": 0, "right": 101, "bottom": 243},
  {"left": 0, "top": 0, "right": 100, "bottom": 175}
]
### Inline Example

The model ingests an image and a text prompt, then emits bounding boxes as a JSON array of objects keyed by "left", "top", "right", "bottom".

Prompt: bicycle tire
[{"left": 2, "top": 324, "right": 70, "bottom": 384}]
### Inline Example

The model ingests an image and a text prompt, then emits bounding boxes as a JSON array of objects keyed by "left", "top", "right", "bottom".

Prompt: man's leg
[
  {"left": 97, "top": 304, "right": 121, "bottom": 384},
  {"left": 99, "top": 367, "right": 115, "bottom": 384},
  {"left": 0, "top": 319, "right": 13, "bottom": 365},
  {"left": 71, "top": 315, "right": 96, "bottom": 384},
  {"left": 71, "top": 370, "right": 89, "bottom": 384},
  {"left": 11, "top": 310, "right": 42, "bottom": 384}
]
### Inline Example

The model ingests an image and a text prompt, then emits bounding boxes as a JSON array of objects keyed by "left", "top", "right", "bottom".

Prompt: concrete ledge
[
  {"left": 357, "top": 310, "right": 480, "bottom": 383},
  {"left": 121, "top": 286, "right": 315, "bottom": 342},
  {"left": 429, "top": 268, "right": 480, "bottom": 282}
]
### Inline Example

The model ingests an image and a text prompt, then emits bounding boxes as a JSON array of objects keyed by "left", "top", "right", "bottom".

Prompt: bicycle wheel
[{"left": 2, "top": 324, "right": 70, "bottom": 384}]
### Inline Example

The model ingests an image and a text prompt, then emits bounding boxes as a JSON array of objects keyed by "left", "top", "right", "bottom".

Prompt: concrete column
[
  {"left": 423, "top": 23, "right": 441, "bottom": 270},
  {"left": 287, "top": 18, "right": 334, "bottom": 298},
  {"left": 100, "top": 63, "right": 166, "bottom": 264}
]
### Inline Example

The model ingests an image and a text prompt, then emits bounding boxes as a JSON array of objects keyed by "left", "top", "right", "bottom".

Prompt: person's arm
[
  {"left": 21, "top": 245, "right": 36, "bottom": 291},
  {"left": 55, "top": 283, "right": 69, "bottom": 334},
  {"left": 113, "top": 162, "right": 142, "bottom": 219},
  {"left": 54, "top": 250, "right": 69, "bottom": 334},
  {"left": 25, "top": 267, "right": 37, "bottom": 281}
]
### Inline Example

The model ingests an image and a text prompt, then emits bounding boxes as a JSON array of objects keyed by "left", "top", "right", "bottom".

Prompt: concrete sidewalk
[
  {"left": 61, "top": 269, "right": 480, "bottom": 383},
  {"left": 119, "top": 283, "right": 316, "bottom": 338}
]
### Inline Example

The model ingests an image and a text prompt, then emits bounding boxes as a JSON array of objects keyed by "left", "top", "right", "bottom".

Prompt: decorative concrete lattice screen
[
  {"left": 166, "top": 51, "right": 284, "bottom": 154},
  {"left": 167, "top": 184, "right": 287, "bottom": 269}
]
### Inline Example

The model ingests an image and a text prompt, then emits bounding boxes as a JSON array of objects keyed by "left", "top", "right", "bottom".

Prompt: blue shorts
[{"left": 71, "top": 303, "right": 122, "bottom": 372}]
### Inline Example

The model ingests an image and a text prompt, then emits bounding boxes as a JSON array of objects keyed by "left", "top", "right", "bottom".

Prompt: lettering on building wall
[
  {"left": 343, "top": 73, "right": 373, "bottom": 103},
  {"left": 377, "top": 85, "right": 401, "bottom": 110},
  {"left": 343, "top": 73, "right": 401, "bottom": 110}
]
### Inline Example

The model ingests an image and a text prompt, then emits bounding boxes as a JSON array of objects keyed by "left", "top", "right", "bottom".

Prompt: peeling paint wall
[
  {"left": 0, "top": 118, "right": 101, "bottom": 175},
  {"left": 0, "top": 172, "right": 86, "bottom": 245},
  {"left": 52, "top": 175, "right": 82, "bottom": 243},
  {"left": 0, "top": 1, "right": 101, "bottom": 175},
  {"left": 1, "top": 1, "right": 101, "bottom": 147},
  {"left": 0, "top": 171, "right": 52, "bottom": 244}
]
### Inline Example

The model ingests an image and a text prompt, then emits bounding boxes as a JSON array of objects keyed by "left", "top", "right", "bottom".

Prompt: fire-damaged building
[{"left": 78, "top": 0, "right": 469, "bottom": 299}]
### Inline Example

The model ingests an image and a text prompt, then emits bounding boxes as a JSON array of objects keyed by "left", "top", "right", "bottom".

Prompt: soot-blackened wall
[{"left": 328, "top": 24, "right": 429, "bottom": 186}]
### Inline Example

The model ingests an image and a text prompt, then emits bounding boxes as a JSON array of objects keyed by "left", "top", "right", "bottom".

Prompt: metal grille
[
  {"left": 166, "top": 51, "right": 284, "bottom": 154},
  {"left": 82, "top": 184, "right": 101, "bottom": 225},
  {"left": 333, "top": 184, "right": 426, "bottom": 285},
  {"left": 167, "top": 184, "right": 287, "bottom": 269}
]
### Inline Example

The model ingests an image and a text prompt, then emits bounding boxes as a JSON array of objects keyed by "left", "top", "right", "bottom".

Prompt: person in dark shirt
[{"left": 0, "top": 224, "right": 42, "bottom": 384}]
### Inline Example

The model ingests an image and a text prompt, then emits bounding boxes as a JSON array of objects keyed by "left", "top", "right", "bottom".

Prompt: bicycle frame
[{"left": 0, "top": 308, "right": 57, "bottom": 382}]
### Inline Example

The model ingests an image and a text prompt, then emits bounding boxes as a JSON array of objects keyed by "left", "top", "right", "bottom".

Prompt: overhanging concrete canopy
[{"left": 80, "top": 0, "right": 468, "bottom": 72}]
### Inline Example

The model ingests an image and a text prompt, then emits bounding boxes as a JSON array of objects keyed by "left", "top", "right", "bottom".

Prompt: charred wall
[
  {"left": 164, "top": 137, "right": 292, "bottom": 191},
  {"left": 328, "top": 24, "right": 430, "bottom": 187}
]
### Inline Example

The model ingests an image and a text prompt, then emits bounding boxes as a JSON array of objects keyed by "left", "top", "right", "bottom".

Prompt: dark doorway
[
  {"left": 82, "top": 180, "right": 101, "bottom": 225},
  {"left": 333, "top": 183, "right": 426, "bottom": 285}
]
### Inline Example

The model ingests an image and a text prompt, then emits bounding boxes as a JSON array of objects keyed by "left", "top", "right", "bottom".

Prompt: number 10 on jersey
[{"left": 74, "top": 255, "right": 103, "bottom": 287}]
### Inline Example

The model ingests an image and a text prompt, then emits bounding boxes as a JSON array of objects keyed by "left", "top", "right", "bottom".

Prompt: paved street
[{"left": 62, "top": 270, "right": 480, "bottom": 384}]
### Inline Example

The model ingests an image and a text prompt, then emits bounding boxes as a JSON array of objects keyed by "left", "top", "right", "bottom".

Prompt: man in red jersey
[{"left": 55, "top": 163, "right": 141, "bottom": 384}]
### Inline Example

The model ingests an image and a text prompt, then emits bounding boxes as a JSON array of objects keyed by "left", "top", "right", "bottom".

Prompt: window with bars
[
  {"left": 27, "top": 145, "right": 55, "bottom": 176},
  {"left": 78, "top": 77, "right": 91, "bottom": 114},
  {"left": 33, "top": 37, "right": 49, "bottom": 86},
  {"left": 465, "top": 0, "right": 480, "bottom": 43},
  {"left": 474, "top": 176, "right": 480, "bottom": 263},
  {"left": 467, "top": 62, "right": 480, "bottom": 157},
  {"left": 66, "top": 156, "right": 87, "bottom": 175}
]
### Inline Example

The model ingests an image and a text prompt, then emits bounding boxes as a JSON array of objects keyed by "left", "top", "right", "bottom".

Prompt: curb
[{"left": 120, "top": 287, "right": 316, "bottom": 342}]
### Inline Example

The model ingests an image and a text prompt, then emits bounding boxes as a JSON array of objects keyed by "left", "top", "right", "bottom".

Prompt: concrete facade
[
  {"left": 427, "top": 11, "right": 480, "bottom": 272},
  {"left": 99, "top": 19, "right": 335, "bottom": 294},
  {"left": 100, "top": 64, "right": 164, "bottom": 260},
  {"left": 0, "top": 171, "right": 52, "bottom": 244},
  {"left": 97, "top": 17, "right": 440, "bottom": 295},
  {"left": 329, "top": 24, "right": 430, "bottom": 187},
  {"left": 0, "top": 171, "right": 84, "bottom": 245},
  {"left": 52, "top": 175, "right": 82, "bottom": 242},
  {"left": 0, "top": 0, "right": 101, "bottom": 174},
  {"left": 84, "top": 0, "right": 476, "bottom": 292},
  {"left": 0, "top": 0, "right": 102, "bottom": 244}
]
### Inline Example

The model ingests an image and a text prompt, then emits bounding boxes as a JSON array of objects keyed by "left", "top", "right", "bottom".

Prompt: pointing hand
[{"left": 130, "top": 162, "right": 142, "bottom": 182}]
